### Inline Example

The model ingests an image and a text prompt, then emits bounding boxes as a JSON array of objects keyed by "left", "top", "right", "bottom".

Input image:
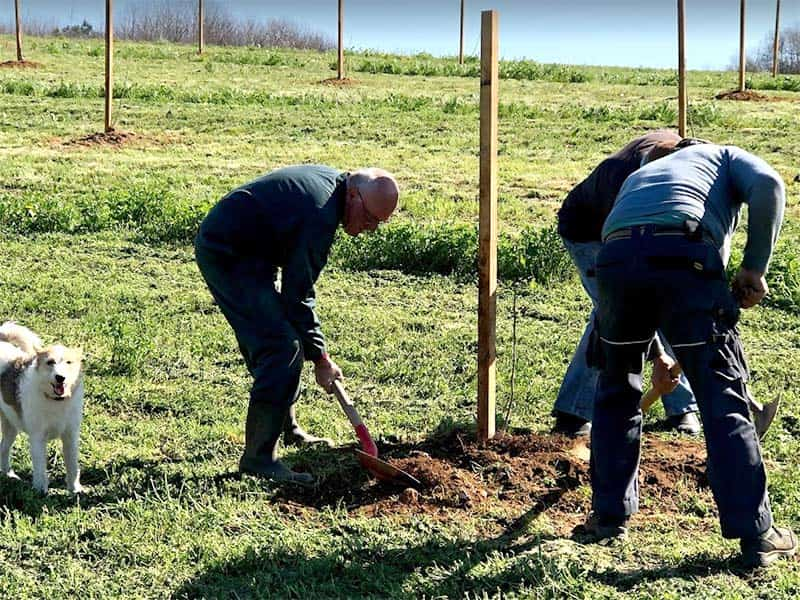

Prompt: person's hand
[
  {"left": 652, "top": 353, "right": 681, "bottom": 396},
  {"left": 732, "top": 267, "right": 768, "bottom": 309},
  {"left": 314, "top": 354, "right": 343, "bottom": 393}
]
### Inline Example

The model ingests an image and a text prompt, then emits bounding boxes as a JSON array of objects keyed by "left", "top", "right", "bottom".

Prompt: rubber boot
[
  {"left": 283, "top": 404, "right": 334, "bottom": 447},
  {"left": 238, "top": 401, "right": 314, "bottom": 485}
]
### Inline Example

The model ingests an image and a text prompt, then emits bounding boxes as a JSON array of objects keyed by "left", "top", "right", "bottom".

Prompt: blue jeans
[
  {"left": 553, "top": 238, "right": 697, "bottom": 420},
  {"left": 590, "top": 229, "right": 772, "bottom": 539}
]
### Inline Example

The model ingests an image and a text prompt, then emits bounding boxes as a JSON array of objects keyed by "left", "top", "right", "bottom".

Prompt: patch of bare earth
[
  {"left": 320, "top": 77, "right": 357, "bottom": 86},
  {"left": 280, "top": 429, "right": 710, "bottom": 533},
  {"left": 62, "top": 131, "right": 138, "bottom": 148},
  {"left": 715, "top": 89, "right": 773, "bottom": 102},
  {"left": 0, "top": 60, "right": 42, "bottom": 69}
]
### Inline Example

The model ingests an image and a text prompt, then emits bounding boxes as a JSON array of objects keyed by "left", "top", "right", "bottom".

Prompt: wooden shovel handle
[
  {"left": 332, "top": 380, "right": 378, "bottom": 457},
  {"left": 640, "top": 388, "right": 661, "bottom": 412}
]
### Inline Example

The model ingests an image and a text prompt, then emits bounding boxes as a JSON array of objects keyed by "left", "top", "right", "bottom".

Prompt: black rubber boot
[
  {"left": 239, "top": 401, "right": 314, "bottom": 486},
  {"left": 552, "top": 411, "right": 592, "bottom": 438},
  {"left": 283, "top": 404, "right": 334, "bottom": 447}
]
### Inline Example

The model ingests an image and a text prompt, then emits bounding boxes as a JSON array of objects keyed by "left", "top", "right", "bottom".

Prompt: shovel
[
  {"left": 331, "top": 380, "right": 421, "bottom": 488},
  {"left": 641, "top": 385, "right": 780, "bottom": 440}
]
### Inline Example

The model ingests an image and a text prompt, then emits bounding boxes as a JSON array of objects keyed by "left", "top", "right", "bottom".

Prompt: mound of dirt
[
  {"left": 0, "top": 60, "right": 42, "bottom": 69},
  {"left": 280, "top": 429, "right": 710, "bottom": 528},
  {"left": 715, "top": 89, "right": 771, "bottom": 101},
  {"left": 64, "top": 131, "right": 138, "bottom": 147},
  {"left": 320, "top": 77, "right": 357, "bottom": 86}
]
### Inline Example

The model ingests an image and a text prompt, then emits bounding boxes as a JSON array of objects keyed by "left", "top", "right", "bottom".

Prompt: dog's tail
[{"left": 0, "top": 321, "right": 43, "bottom": 355}]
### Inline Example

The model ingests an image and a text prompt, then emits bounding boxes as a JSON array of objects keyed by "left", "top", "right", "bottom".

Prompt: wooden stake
[
  {"left": 198, "top": 0, "right": 205, "bottom": 55},
  {"left": 772, "top": 0, "right": 781, "bottom": 77},
  {"left": 677, "top": 0, "right": 686, "bottom": 137},
  {"left": 105, "top": 0, "right": 114, "bottom": 133},
  {"left": 14, "top": 0, "right": 23, "bottom": 62},
  {"left": 338, "top": 0, "right": 345, "bottom": 80},
  {"left": 459, "top": 0, "right": 465, "bottom": 65},
  {"left": 738, "top": 0, "right": 746, "bottom": 92},
  {"left": 478, "top": 9, "right": 498, "bottom": 442}
]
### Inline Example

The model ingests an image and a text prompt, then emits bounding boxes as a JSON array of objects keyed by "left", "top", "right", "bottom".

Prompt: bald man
[{"left": 195, "top": 165, "right": 399, "bottom": 484}]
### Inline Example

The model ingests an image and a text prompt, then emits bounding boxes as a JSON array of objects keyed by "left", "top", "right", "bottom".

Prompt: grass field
[{"left": 0, "top": 35, "right": 799, "bottom": 598}]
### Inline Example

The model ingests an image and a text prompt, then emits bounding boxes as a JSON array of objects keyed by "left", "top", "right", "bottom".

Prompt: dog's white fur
[{"left": 0, "top": 322, "right": 85, "bottom": 494}]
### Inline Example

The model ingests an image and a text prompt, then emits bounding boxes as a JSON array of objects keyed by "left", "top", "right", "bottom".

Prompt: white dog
[{"left": 0, "top": 322, "right": 85, "bottom": 494}]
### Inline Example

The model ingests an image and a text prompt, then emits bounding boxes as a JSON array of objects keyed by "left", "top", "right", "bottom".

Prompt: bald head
[
  {"left": 343, "top": 168, "right": 399, "bottom": 236},
  {"left": 641, "top": 139, "right": 680, "bottom": 166}
]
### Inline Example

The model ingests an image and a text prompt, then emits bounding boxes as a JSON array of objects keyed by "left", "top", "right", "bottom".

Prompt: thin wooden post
[
  {"left": 338, "top": 0, "right": 344, "bottom": 80},
  {"left": 459, "top": 0, "right": 465, "bottom": 65},
  {"left": 478, "top": 9, "right": 498, "bottom": 442},
  {"left": 772, "top": 0, "right": 781, "bottom": 77},
  {"left": 738, "top": 0, "right": 746, "bottom": 92},
  {"left": 105, "top": 0, "right": 114, "bottom": 132},
  {"left": 677, "top": 0, "right": 686, "bottom": 137},
  {"left": 14, "top": 0, "right": 23, "bottom": 62},
  {"left": 198, "top": 0, "right": 205, "bottom": 55}
]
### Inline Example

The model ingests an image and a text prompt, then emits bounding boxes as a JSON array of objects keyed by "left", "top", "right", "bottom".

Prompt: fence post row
[{"left": 478, "top": 9, "right": 498, "bottom": 443}]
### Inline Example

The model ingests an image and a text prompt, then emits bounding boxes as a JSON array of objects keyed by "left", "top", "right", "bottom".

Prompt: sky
[{"left": 4, "top": 1, "right": 797, "bottom": 70}]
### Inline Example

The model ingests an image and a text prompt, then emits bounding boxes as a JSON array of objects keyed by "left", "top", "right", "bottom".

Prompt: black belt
[{"left": 604, "top": 222, "right": 715, "bottom": 245}]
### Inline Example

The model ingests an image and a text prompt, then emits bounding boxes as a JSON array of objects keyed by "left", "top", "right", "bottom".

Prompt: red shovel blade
[{"left": 355, "top": 449, "right": 421, "bottom": 488}]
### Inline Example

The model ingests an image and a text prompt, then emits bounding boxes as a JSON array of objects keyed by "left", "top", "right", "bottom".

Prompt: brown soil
[
  {"left": 715, "top": 89, "right": 772, "bottom": 102},
  {"left": 0, "top": 60, "right": 42, "bottom": 69},
  {"left": 320, "top": 77, "right": 357, "bottom": 86},
  {"left": 63, "top": 131, "right": 138, "bottom": 147},
  {"left": 280, "top": 429, "right": 710, "bottom": 530}
]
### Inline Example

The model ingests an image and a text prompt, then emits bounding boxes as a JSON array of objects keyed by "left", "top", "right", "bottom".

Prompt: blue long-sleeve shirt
[
  {"left": 603, "top": 144, "right": 785, "bottom": 273},
  {"left": 198, "top": 165, "right": 347, "bottom": 361}
]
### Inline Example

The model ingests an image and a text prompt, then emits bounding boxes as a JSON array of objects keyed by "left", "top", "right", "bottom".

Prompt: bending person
[
  {"left": 554, "top": 131, "right": 700, "bottom": 437},
  {"left": 195, "top": 165, "right": 399, "bottom": 484}
]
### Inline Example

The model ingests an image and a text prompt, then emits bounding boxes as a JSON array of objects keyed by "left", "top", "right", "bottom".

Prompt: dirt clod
[
  {"left": 320, "top": 77, "right": 357, "bottom": 86},
  {"left": 400, "top": 488, "right": 420, "bottom": 504},
  {"left": 0, "top": 60, "right": 42, "bottom": 69},
  {"left": 715, "top": 89, "right": 771, "bottom": 102},
  {"left": 63, "top": 131, "right": 138, "bottom": 148}
]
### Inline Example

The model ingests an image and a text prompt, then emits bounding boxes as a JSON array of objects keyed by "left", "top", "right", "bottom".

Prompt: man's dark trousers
[
  {"left": 590, "top": 227, "right": 773, "bottom": 539},
  {"left": 194, "top": 240, "right": 303, "bottom": 460}
]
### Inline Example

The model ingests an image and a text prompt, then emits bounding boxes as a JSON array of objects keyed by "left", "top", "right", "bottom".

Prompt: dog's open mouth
[{"left": 51, "top": 382, "right": 66, "bottom": 398}]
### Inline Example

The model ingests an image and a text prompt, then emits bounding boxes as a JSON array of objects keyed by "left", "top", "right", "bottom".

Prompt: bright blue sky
[{"left": 5, "top": 1, "right": 797, "bottom": 70}]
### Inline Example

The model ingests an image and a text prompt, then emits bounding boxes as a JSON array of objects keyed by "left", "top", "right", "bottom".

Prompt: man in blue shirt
[
  {"left": 554, "top": 131, "right": 700, "bottom": 437},
  {"left": 195, "top": 165, "right": 399, "bottom": 485},
  {"left": 586, "top": 143, "right": 796, "bottom": 567}
]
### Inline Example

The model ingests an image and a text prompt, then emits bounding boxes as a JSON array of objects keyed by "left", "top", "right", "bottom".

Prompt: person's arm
[
  {"left": 727, "top": 147, "right": 786, "bottom": 308},
  {"left": 280, "top": 230, "right": 332, "bottom": 363},
  {"left": 728, "top": 147, "right": 786, "bottom": 275}
]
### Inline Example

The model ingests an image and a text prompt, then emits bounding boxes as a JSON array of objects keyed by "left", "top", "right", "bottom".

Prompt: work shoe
[
  {"left": 581, "top": 511, "right": 629, "bottom": 542},
  {"left": 552, "top": 411, "right": 592, "bottom": 438},
  {"left": 740, "top": 526, "right": 797, "bottom": 568},
  {"left": 239, "top": 456, "right": 315, "bottom": 486},
  {"left": 667, "top": 411, "right": 702, "bottom": 436}
]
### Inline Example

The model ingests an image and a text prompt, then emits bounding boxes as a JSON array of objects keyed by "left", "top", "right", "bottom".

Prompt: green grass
[{"left": 0, "top": 35, "right": 798, "bottom": 598}]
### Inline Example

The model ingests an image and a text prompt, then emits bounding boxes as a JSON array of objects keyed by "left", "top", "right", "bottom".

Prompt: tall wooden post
[
  {"left": 14, "top": 0, "right": 23, "bottom": 62},
  {"left": 459, "top": 0, "right": 465, "bottom": 65},
  {"left": 198, "top": 0, "right": 205, "bottom": 55},
  {"left": 738, "top": 0, "right": 746, "bottom": 92},
  {"left": 478, "top": 10, "right": 498, "bottom": 442},
  {"left": 772, "top": 0, "right": 781, "bottom": 77},
  {"left": 337, "top": 0, "right": 345, "bottom": 80},
  {"left": 105, "top": 0, "right": 114, "bottom": 133},
  {"left": 677, "top": 0, "right": 686, "bottom": 137}
]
